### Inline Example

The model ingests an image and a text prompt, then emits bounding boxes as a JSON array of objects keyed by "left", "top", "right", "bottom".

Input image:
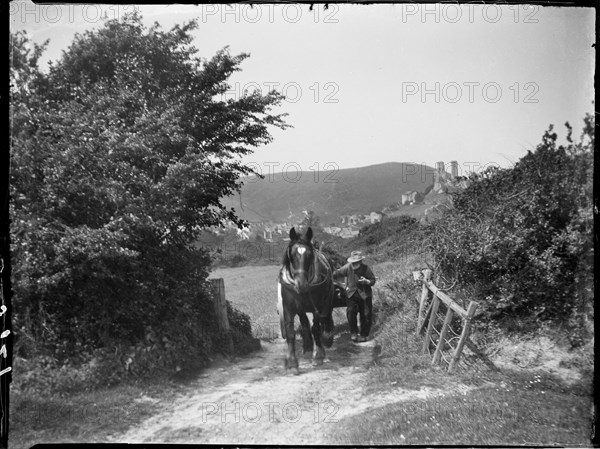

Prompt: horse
[{"left": 277, "top": 227, "right": 335, "bottom": 374}]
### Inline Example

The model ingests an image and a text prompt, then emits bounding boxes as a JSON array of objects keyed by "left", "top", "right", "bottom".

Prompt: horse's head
[{"left": 284, "top": 227, "right": 315, "bottom": 294}]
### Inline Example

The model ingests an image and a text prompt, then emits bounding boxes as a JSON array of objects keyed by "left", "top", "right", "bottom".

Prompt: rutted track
[{"left": 110, "top": 335, "right": 469, "bottom": 444}]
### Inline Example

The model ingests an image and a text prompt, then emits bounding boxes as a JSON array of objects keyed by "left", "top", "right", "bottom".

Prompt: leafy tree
[{"left": 10, "top": 14, "right": 287, "bottom": 375}]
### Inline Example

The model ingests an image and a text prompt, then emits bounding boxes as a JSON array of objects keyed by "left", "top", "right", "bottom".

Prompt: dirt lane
[{"left": 111, "top": 333, "right": 468, "bottom": 444}]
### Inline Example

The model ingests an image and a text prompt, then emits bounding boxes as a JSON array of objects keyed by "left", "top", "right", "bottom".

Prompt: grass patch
[
  {"left": 367, "top": 311, "right": 438, "bottom": 391},
  {"left": 367, "top": 257, "right": 439, "bottom": 391},
  {"left": 328, "top": 368, "right": 593, "bottom": 445},
  {"left": 11, "top": 382, "right": 168, "bottom": 447}
]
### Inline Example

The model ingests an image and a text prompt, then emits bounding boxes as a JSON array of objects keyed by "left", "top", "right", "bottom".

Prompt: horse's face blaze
[{"left": 289, "top": 243, "right": 313, "bottom": 294}]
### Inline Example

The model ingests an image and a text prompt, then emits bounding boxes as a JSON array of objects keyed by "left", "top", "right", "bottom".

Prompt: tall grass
[{"left": 369, "top": 256, "right": 439, "bottom": 391}]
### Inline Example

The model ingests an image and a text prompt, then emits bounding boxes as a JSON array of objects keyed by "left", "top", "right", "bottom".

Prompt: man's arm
[
  {"left": 362, "top": 266, "right": 376, "bottom": 285},
  {"left": 333, "top": 263, "right": 349, "bottom": 278}
]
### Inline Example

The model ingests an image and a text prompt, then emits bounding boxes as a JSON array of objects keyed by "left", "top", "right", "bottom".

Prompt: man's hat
[{"left": 347, "top": 251, "right": 365, "bottom": 263}]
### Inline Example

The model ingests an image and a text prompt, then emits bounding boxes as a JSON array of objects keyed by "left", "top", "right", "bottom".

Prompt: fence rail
[{"left": 413, "top": 269, "right": 478, "bottom": 373}]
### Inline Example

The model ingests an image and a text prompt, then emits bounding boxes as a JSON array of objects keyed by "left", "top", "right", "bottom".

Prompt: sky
[{"left": 10, "top": 2, "right": 595, "bottom": 175}]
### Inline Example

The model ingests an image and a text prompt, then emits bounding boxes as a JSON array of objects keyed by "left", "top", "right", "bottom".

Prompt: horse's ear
[
  {"left": 289, "top": 227, "right": 297, "bottom": 241},
  {"left": 306, "top": 227, "right": 313, "bottom": 242}
]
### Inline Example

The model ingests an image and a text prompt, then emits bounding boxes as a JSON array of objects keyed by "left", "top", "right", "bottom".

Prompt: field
[
  {"left": 209, "top": 264, "right": 348, "bottom": 339},
  {"left": 210, "top": 265, "right": 281, "bottom": 339}
]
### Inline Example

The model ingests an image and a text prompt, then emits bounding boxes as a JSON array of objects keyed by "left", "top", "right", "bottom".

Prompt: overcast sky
[{"left": 11, "top": 2, "right": 595, "bottom": 175}]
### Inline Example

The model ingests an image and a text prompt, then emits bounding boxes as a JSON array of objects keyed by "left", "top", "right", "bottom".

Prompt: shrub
[
  {"left": 318, "top": 242, "right": 347, "bottom": 269},
  {"left": 426, "top": 116, "right": 593, "bottom": 339},
  {"left": 227, "top": 301, "right": 261, "bottom": 355},
  {"left": 354, "top": 215, "right": 424, "bottom": 262}
]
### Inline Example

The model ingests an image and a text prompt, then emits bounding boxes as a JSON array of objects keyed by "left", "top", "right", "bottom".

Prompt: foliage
[
  {"left": 358, "top": 215, "right": 420, "bottom": 245},
  {"left": 319, "top": 242, "right": 347, "bottom": 270},
  {"left": 352, "top": 215, "right": 425, "bottom": 262},
  {"left": 10, "top": 14, "right": 287, "bottom": 384},
  {"left": 226, "top": 301, "right": 261, "bottom": 355},
  {"left": 310, "top": 216, "right": 426, "bottom": 270},
  {"left": 426, "top": 116, "right": 594, "bottom": 340},
  {"left": 300, "top": 210, "right": 322, "bottom": 230}
]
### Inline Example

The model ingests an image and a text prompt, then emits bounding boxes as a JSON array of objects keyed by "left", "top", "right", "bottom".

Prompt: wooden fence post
[
  {"left": 448, "top": 301, "right": 478, "bottom": 372},
  {"left": 422, "top": 294, "right": 440, "bottom": 354},
  {"left": 432, "top": 307, "right": 454, "bottom": 364},
  {"left": 210, "top": 278, "right": 234, "bottom": 354},
  {"left": 416, "top": 269, "right": 432, "bottom": 337}
]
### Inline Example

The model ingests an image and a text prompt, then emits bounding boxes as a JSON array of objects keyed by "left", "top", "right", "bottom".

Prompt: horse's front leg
[
  {"left": 298, "top": 313, "right": 313, "bottom": 354},
  {"left": 311, "top": 318, "right": 326, "bottom": 366},
  {"left": 284, "top": 308, "right": 299, "bottom": 375},
  {"left": 322, "top": 313, "right": 334, "bottom": 348}
]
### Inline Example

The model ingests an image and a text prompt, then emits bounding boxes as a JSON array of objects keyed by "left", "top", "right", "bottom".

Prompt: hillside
[{"left": 222, "top": 162, "right": 434, "bottom": 224}]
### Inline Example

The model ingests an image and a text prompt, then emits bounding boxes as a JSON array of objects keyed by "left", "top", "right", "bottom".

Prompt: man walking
[{"left": 333, "top": 251, "right": 376, "bottom": 342}]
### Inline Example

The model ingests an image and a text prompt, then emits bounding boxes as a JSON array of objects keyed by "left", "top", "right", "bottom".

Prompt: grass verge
[
  {"left": 11, "top": 382, "right": 167, "bottom": 447},
  {"left": 347, "top": 256, "right": 594, "bottom": 446},
  {"left": 328, "top": 368, "right": 592, "bottom": 445}
]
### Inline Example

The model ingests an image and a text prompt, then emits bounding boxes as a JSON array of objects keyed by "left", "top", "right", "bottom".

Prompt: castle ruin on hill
[
  {"left": 432, "top": 160, "right": 470, "bottom": 193},
  {"left": 433, "top": 160, "right": 458, "bottom": 191},
  {"left": 402, "top": 160, "right": 468, "bottom": 205}
]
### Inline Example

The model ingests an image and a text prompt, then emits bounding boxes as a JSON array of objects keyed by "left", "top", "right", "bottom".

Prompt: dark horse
[{"left": 277, "top": 227, "right": 334, "bottom": 374}]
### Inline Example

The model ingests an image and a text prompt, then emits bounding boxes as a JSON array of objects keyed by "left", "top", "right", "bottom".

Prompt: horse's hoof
[
  {"left": 285, "top": 357, "right": 299, "bottom": 374},
  {"left": 286, "top": 366, "right": 300, "bottom": 375},
  {"left": 312, "top": 358, "right": 324, "bottom": 367}
]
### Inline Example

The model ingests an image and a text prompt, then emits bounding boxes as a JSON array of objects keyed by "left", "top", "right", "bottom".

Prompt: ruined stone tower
[
  {"left": 450, "top": 160, "right": 458, "bottom": 180},
  {"left": 429, "top": 160, "right": 468, "bottom": 195},
  {"left": 433, "top": 161, "right": 445, "bottom": 191},
  {"left": 436, "top": 161, "right": 445, "bottom": 179}
]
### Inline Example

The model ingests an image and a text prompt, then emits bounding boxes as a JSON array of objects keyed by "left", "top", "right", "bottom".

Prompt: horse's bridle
[
  {"left": 284, "top": 244, "right": 327, "bottom": 286},
  {"left": 280, "top": 245, "right": 332, "bottom": 318}
]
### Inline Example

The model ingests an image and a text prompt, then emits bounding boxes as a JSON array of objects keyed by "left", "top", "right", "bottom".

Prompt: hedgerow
[{"left": 425, "top": 116, "right": 594, "bottom": 344}]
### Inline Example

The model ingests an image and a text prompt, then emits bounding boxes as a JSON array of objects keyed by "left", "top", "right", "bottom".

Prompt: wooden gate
[{"left": 413, "top": 269, "right": 478, "bottom": 373}]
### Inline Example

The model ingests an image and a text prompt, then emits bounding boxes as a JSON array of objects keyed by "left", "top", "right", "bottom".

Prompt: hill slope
[{"left": 222, "top": 162, "right": 434, "bottom": 224}]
